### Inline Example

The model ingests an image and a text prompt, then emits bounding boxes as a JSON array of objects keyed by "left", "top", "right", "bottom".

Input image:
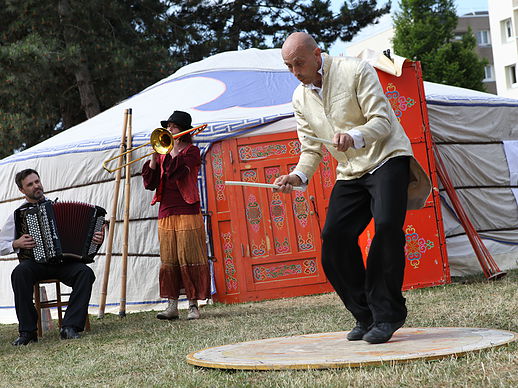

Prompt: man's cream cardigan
[{"left": 293, "top": 54, "right": 431, "bottom": 210}]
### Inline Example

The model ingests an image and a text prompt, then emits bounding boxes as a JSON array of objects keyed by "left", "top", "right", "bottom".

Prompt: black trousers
[
  {"left": 321, "top": 156, "right": 410, "bottom": 324},
  {"left": 11, "top": 260, "right": 95, "bottom": 333}
]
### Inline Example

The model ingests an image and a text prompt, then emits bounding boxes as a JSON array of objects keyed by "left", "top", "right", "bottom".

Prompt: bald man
[{"left": 274, "top": 32, "right": 431, "bottom": 344}]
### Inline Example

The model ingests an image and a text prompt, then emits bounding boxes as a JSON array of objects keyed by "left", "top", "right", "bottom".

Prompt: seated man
[{"left": 0, "top": 169, "right": 104, "bottom": 345}]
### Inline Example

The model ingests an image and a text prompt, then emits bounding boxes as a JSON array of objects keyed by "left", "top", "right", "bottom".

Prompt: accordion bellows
[{"left": 15, "top": 200, "right": 107, "bottom": 264}]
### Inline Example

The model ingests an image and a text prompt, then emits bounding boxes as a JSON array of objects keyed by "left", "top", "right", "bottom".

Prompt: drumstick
[
  {"left": 225, "top": 181, "right": 305, "bottom": 191},
  {"left": 302, "top": 134, "right": 334, "bottom": 146}
]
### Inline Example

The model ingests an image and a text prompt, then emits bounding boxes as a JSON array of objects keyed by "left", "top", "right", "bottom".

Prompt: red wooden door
[
  {"left": 205, "top": 132, "right": 334, "bottom": 302},
  {"left": 357, "top": 61, "right": 450, "bottom": 290}
]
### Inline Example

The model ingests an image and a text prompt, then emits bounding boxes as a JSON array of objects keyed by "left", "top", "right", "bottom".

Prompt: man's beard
[{"left": 28, "top": 189, "right": 44, "bottom": 202}]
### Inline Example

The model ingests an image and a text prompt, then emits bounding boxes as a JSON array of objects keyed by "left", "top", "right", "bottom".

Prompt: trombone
[{"left": 102, "top": 123, "right": 208, "bottom": 173}]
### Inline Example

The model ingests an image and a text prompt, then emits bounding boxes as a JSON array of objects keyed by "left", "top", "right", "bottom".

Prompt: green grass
[{"left": 1, "top": 270, "right": 517, "bottom": 388}]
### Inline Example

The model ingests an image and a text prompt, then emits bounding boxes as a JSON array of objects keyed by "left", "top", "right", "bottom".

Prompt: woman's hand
[{"left": 149, "top": 152, "right": 160, "bottom": 169}]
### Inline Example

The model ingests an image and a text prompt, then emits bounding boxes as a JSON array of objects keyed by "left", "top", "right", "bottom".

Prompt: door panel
[{"left": 231, "top": 134, "right": 328, "bottom": 292}]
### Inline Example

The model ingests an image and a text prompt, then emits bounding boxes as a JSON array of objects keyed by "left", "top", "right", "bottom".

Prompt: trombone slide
[{"left": 102, "top": 123, "right": 208, "bottom": 173}]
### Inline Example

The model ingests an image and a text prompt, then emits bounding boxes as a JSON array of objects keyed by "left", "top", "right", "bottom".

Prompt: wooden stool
[{"left": 33, "top": 279, "right": 90, "bottom": 337}]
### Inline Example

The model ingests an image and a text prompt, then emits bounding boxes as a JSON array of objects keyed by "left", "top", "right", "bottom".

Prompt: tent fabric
[
  {"left": 424, "top": 84, "right": 518, "bottom": 276},
  {"left": 1, "top": 48, "right": 517, "bottom": 324},
  {"left": 503, "top": 140, "right": 518, "bottom": 205}
]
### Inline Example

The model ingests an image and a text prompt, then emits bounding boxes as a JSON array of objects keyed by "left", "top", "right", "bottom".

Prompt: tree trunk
[
  {"left": 60, "top": 102, "right": 74, "bottom": 130},
  {"left": 228, "top": 0, "right": 243, "bottom": 50},
  {"left": 74, "top": 56, "right": 101, "bottom": 119},
  {"left": 58, "top": 0, "right": 101, "bottom": 119}
]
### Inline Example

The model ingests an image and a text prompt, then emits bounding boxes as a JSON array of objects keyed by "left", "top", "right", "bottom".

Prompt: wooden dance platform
[{"left": 186, "top": 327, "right": 517, "bottom": 370}]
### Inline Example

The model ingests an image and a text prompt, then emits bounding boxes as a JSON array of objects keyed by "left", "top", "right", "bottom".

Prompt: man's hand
[
  {"left": 12, "top": 234, "right": 36, "bottom": 250},
  {"left": 92, "top": 225, "right": 106, "bottom": 245},
  {"left": 333, "top": 133, "right": 354, "bottom": 152},
  {"left": 273, "top": 174, "right": 302, "bottom": 193}
]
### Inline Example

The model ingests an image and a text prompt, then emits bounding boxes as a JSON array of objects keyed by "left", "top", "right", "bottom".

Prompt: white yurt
[{"left": 1, "top": 48, "right": 517, "bottom": 324}]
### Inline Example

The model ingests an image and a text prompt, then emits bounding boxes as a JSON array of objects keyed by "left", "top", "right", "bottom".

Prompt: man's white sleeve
[
  {"left": 349, "top": 129, "right": 365, "bottom": 149},
  {"left": 291, "top": 171, "right": 308, "bottom": 192},
  {"left": 0, "top": 214, "right": 16, "bottom": 256}
]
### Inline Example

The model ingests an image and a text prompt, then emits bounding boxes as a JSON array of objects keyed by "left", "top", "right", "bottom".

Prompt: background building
[
  {"left": 342, "top": 14, "right": 393, "bottom": 58},
  {"left": 342, "top": 8, "right": 498, "bottom": 94},
  {"left": 488, "top": 0, "right": 518, "bottom": 98},
  {"left": 455, "top": 11, "right": 496, "bottom": 94}
]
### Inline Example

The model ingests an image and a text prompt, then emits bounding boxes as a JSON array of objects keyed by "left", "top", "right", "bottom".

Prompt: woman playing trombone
[{"left": 142, "top": 110, "right": 210, "bottom": 321}]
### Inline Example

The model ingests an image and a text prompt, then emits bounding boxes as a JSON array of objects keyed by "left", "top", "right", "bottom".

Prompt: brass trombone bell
[
  {"left": 102, "top": 123, "right": 208, "bottom": 173},
  {"left": 150, "top": 128, "right": 173, "bottom": 155}
]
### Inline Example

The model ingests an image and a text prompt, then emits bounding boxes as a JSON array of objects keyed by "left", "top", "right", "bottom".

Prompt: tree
[
  {"left": 392, "top": 0, "right": 486, "bottom": 91},
  {"left": 169, "top": 0, "right": 392, "bottom": 65},
  {"left": 0, "top": 0, "right": 177, "bottom": 158},
  {"left": 0, "top": 0, "right": 391, "bottom": 158}
]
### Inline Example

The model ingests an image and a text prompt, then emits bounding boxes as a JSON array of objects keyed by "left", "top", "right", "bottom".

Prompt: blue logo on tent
[{"left": 172, "top": 70, "right": 300, "bottom": 111}]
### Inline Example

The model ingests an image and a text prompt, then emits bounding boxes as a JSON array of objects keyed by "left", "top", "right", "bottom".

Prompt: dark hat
[{"left": 160, "top": 110, "right": 193, "bottom": 130}]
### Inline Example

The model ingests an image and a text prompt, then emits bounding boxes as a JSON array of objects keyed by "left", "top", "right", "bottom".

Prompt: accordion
[{"left": 15, "top": 200, "right": 107, "bottom": 264}]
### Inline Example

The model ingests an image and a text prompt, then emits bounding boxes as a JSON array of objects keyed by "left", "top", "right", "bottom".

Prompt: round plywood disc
[{"left": 186, "top": 327, "right": 517, "bottom": 370}]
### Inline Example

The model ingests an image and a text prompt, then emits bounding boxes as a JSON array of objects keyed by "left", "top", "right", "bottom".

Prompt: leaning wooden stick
[
  {"left": 302, "top": 134, "right": 334, "bottom": 146},
  {"left": 225, "top": 181, "right": 305, "bottom": 191},
  {"left": 120, "top": 109, "right": 132, "bottom": 318},
  {"left": 98, "top": 109, "right": 128, "bottom": 318}
]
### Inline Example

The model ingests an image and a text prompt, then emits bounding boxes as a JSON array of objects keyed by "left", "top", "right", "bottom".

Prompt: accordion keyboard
[
  {"left": 87, "top": 216, "right": 105, "bottom": 256},
  {"left": 25, "top": 212, "right": 47, "bottom": 262}
]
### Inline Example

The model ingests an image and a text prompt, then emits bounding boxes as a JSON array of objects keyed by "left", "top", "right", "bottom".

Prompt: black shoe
[
  {"left": 12, "top": 331, "right": 38, "bottom": 346},
  {"left": 60, "top": 326, "right": 80, "bottom": 340},
  {"left": 363, "top": 320, "right": 405, "bottom": 344},
  {"left": 346, "top": 321, "right": 373, "bottom": 341}
]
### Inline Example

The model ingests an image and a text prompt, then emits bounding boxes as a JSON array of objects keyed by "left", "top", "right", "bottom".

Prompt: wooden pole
[
  {"left": 120, "top": 108, "right": 133, "bottom": 317},
  {"left": 97, "top": 109, "right": 129, "bottom": 318}
]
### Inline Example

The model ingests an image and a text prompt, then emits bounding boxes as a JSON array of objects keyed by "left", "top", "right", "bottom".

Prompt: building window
[
  {"left": 502, "top": 18, "right": 513, "bottom": 41},
  {"left": 476, "top": 30, "right": 491, "bottom": 46},
  {"left": 506, "top": 64, "right": 517, "bottom": 87},
  {"left": 483, "top": 65, "right": 494, "bottom": 81}
]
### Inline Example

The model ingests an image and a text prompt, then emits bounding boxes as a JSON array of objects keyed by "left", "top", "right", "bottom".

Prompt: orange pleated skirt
[{"left": 157, "top": 213, "right": 210, "bottom": 300}]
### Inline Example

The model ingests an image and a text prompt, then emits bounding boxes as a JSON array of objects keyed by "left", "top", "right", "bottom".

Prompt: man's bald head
[
  {"left": 282, "top": 32, "right": 318, "bottom": 54},
  {"left": 281, "top": 32, "right": 322, "bottom": 87}
]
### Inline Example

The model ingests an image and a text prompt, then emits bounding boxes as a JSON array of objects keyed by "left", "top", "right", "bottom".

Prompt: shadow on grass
[{"left": 451, "top": 268, "right": 516, "bottom": 285}]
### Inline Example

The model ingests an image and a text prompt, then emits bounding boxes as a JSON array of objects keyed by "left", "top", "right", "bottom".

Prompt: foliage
[
  {"left": 0, "top": 0, "right": 391, "bottom": 159},
  {"left": 170, "top": 0, "right": 392, "bottom": 65},
  {"left": 392, "top": 0, "right": 487, "bottom": 91},
  {"left": 0, "top": 0, "right": 176, "bottom": 159}
]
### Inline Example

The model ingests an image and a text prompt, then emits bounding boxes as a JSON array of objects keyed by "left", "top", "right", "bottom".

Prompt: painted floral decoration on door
[
  {"left": 246, "top": 193, "right": 262, "bottom": 233},
  {"left": 253, "top": 259, "right": 317, "bottom": 281},
  {"left": 265, "top": 167, "right": 286, "bottom": 229},
  {"left": 238, "top": 144, "right": 287, "bottom": 160},
  {"left": 211, "top": 143, "right": 226, "bottom": 201},
  {"left": 221, "top": 232, "right": 238, "bottom": 291},
  {"left": 405, "top": 225, "right": 434, "bottom": 269},
  {"left": 363, "top": 225, "right": 434, "bottom": 269},
  {"left": 293, "top": 192, "right": 310, "bottom": 227},
  {"left": 385, "top": 83, "right": 416, "bottom": 121},
  {"left": 275, "top": 237, "right": 290, "bottom": 254},
  {"left": 297, "top": 233, "right": 314, "bottom": 251}
]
